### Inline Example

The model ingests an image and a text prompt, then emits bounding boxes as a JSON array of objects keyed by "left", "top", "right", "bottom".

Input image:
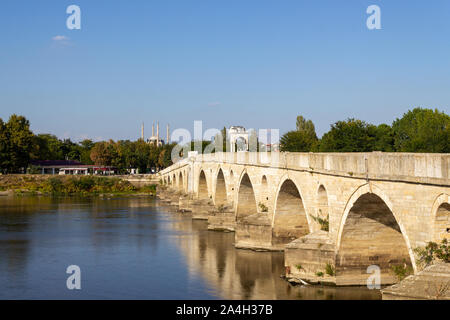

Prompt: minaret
[
  {"left": 152, "top": 123, "right": 155, "bottom": 137},
  {"left": 141, "top": 123, "right": 144, "bottom": 140},
  {"left": 157, "top": 121, "right": 160, "bottom": 146},
  {"left": 166, "top": 124, "right": 170, "bottom": 144}
]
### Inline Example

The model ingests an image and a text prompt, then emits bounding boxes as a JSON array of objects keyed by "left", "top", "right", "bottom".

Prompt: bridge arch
[
  {"left": 236, "top": 171, "right": 257, "bottom": 220},
  {"left": 336, "top": 184, "right": 416, "bottom": 285},
  {"left": 214, "top": 168, "right": 228, "bottom": 207},
  {"left": 432, "top": 194, "right": 450, "bottom": 242},
  {"left": 198, "top": 169, "right": 209, "bottom": 200},
  {"left": 178, "top": 171, "right": 184, "bottom": 192},
  {"left": 272, "top": 175, "right": 310, "bottom": 245}
]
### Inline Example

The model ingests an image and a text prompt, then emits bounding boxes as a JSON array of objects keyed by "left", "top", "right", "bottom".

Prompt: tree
[
  {"left": 296, "top": 115, "right": 317, "bottom": 140},
  {"left": 392, "top": 108, "right": 450, "bottom": 153},
  {"left": 280, "top": 115, "right": 318, "bottom": 152},
  {"left": 90, "top": 141, "right": 114, "bottom": 166},
  {"left": 5, "top": 114, "right": 34, "bottom": 172},
  {"left": 369, "top": 124, "right": 395, "bottom": 152},
  {"left": 280, "top": 130, "right": 316, "bottom": 152},
  {"left": 79, "top": 139, "right": 94, "bottom": 164},
  {"left": 319, "top": 119, "right": 376, "bottom": 152},
  {"left": 0, "top": 118, "right": 9, "bottom": 172}
]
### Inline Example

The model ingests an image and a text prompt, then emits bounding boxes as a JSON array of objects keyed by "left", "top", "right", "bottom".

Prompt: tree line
[
  {"left": 0, "top": 115, "right": 176, "bottom": 174},
  {"left": 280, "top": 108, "right": 450, "bottom": 153},
  {"left": 1, "top": 108, "right": 448, "bottom": 173}
]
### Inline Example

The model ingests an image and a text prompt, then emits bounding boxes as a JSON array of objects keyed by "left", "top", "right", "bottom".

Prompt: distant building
[
  {"left": 29, "top": 160, "right": 117, "bottom": 175},
  {"left": 143, "top": 122, "right": 170, "bottom": 147},
  {"left": 229, "top": 126, "right": 249, "bottom": 152}
]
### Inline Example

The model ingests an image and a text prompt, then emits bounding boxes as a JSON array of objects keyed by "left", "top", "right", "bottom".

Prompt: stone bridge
[{"left": 158, "top": 152, "right": 450, "bottom": 286}]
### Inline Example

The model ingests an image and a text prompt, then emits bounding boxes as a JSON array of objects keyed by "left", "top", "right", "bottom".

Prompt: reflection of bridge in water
[
  {"left": 166, "top": 216, "right": 380, "bottom": 299},
  {"left": 159, "top": 152, "right": 450, "bottom": 286}
]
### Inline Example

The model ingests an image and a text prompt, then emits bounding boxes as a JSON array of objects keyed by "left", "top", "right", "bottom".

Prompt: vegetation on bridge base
[{"left": 414, "top": 239, "right": 450, "bottom": 269}]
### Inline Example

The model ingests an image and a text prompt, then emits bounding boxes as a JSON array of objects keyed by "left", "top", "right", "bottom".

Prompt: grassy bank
[{"left": 0, "top": 175, "right": 157, "bottom": 196}]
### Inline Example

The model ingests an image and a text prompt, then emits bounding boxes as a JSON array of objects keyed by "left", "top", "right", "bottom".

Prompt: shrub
[
  {"left": 391, "top": 262, "right": 414, "bottom": 281},
  {"left": 414, "top": 239, "right": 450, "bottom": 268},
  {"left": 310, "top": 214, "right": 329, "bottom": 232},
  {"left": 258, "top": 202, "right": 268, "bottom": 212},
  {"left": 325, "top": 263, "right": 335, "bottom": 276}
]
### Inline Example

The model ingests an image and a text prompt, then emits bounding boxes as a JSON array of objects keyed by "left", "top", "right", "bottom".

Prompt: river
[{"left": 0, "top": 196, "right": 380, "bottom": 300}]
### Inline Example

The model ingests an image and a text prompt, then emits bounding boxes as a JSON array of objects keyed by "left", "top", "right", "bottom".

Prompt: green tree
[
  {"left": 6, "top": 114, "right": 34, "bottom": 172},
  {"left": 319, "top": 118, "right": 376, "bottom": 152},
  {"left": 392, "top": 108, "right": 450, "bottom": 153},
  {"left": 280, "top": 130, "right": 316, "bottom": 152},
  {"left": 369, "top": 124, "right": 395, "bottom": 152},
  {"left": 0, "top": 118, "right": 9, "bottom": 172},
  {"left": 296, "top": 115, "right": 317, "bottom": 140},
  {"left": 32, "top": 134, "right": 64, "bottom": 160},
  {"left": 79, "top": 139, "right": 94, "bottom": 164},
  {"left": 280, "top": 116, "right": 318, "bottom": 152}
]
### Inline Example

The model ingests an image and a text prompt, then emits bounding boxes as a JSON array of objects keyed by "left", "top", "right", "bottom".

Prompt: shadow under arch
[
  {"left": 198, "top": 170, "right": 209, "bottom": 200},
  {"left": 214, "top": 168, "right": 228, "bottom": 206},
  {"left": 336, "top": 184, "right": 415, "bottom": 285},
  {"left": 236, "top": 171, "right": 257, "bottom": 221},
  {"left": 272, "top": 176, "right": 310, "bottom": 245}
]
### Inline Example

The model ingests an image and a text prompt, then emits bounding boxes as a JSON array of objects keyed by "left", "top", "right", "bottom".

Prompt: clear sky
[{"left": 1, "top": 0, "right": 449, "bottom": 142}]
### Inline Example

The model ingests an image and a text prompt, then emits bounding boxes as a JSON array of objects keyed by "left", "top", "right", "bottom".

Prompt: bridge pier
[
  {"left": 284, "top": 231, "right": 336, "bottom": 285},
  {"left": 208, "top": 207, "right": 235, "bottom": 232},
  {"left": 235, "top": 214, "right": 274, "bottom": 251}
]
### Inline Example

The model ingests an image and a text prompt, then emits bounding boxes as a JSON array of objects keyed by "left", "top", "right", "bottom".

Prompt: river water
[{"left": 0, "top": 196, "right": 380, "bottom": 300}]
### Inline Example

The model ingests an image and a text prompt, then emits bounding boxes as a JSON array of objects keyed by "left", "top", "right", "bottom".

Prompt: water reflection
[
  {"left": 166, "top": 211, "right": 381, "bottom": 300},
  {"left": 0, "top": 196, "right": 380, "bottom": 300}
]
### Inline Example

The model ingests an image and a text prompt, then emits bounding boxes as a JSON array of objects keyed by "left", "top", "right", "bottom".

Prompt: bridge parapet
[{"left": 162, "top": 152, "right": 449, "bottom": 186}]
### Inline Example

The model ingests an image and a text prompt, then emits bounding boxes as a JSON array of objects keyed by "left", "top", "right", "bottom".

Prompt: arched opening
[
  {"left": 235, "top": 137, "right": 248, "bottom": 152},
  {"left": 336, "top": 193, "right": 412, "bottom": 285},
  {"left": 214, "top": 169, "right": 228, "bottom": 207},
  {"left": 273, "top": 179, "right": 309, "bottom": 245},
  {"left": 172, "top": 174, "right": 176, "bottom": 187},
  {"left": 178, "top": 172, "right": 184, "bottom": 192},
  {"left": 316, "top": 185, "right": 329, "bottom": 231},
  {"left": 435, "top": 202, "right": 450, "bottom": 241},
  {"left": 198, "top": 170, "right": 209, "bottom": 200},
  {"left": 259, "top": 175, "right": 269, "bottom": 212},
  {"left": 236, "top": 173, "right": 257, "bottom": 220}
]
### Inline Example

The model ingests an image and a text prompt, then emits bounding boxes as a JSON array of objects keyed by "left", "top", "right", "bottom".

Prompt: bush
[
  {"left": 310, "top": 214, "right": 329, "bottom": 232},
  {"left": 391, "top": 263, "right": 414, "bottom": 281},
  {"left": 325, "top": 263, "right": 335, "bottom": 276},
  {"left": 414, "top": 239, "right": 450, "bottom": 268},
  {"left": 258, "top": 202, "right": 268, "bottom": 212}
]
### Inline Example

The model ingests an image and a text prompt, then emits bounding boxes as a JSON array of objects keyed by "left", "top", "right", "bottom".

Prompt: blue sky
[{"left": 1, "top": 0, "right": 449, "bottom": 141}]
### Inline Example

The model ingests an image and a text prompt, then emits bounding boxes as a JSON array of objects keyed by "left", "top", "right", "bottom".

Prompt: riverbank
[{"left": 0, "top": 174, "right": 157, "bottom": 196}]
